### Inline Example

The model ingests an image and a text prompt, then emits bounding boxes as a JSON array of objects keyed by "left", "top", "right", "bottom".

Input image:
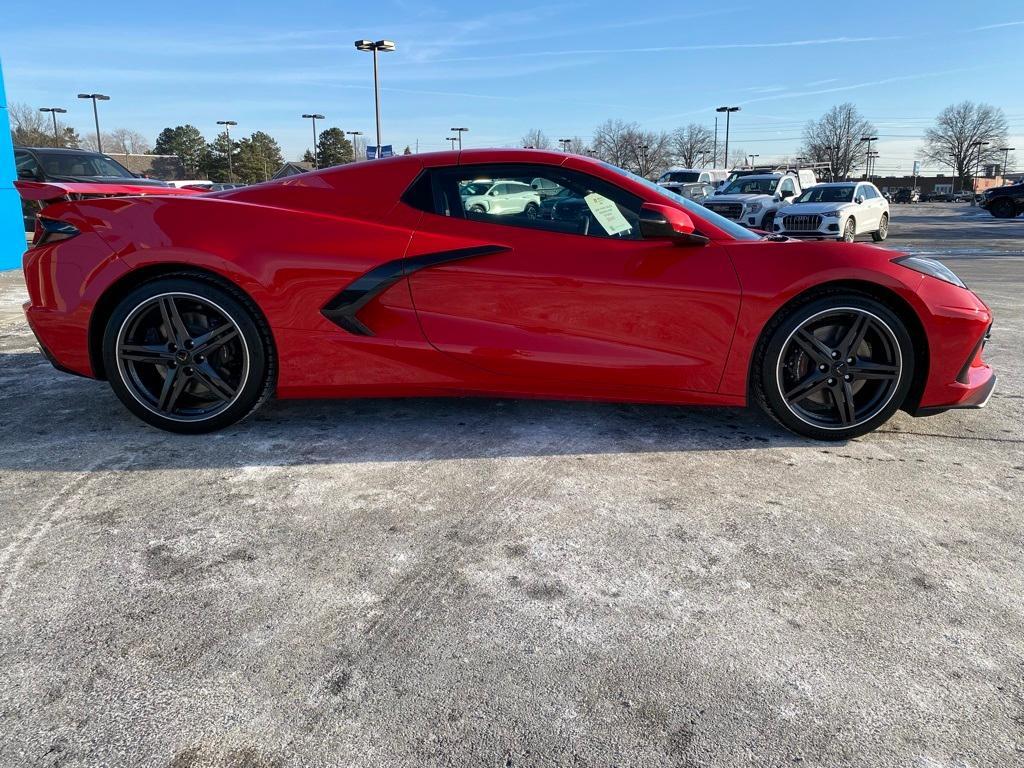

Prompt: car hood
[
  {"left": 779, "top": 202, "right": 855, "bottom": 215},
  {"left": 706, "top": 193, "right": 774, "bottom": 204}
]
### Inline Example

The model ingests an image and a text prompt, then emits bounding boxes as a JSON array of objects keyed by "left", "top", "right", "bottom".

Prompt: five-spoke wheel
[
  {"left": 755, "top": 294, "right": 914, "bottom": 440},
  {"left": 103, "top": 277, "right": 273, "bottom": 433}
]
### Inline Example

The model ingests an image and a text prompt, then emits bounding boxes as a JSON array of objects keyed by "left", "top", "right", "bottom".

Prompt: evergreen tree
[
  {"left": 206, "top": 131, "right": 238, "bottom": 182},
  {"left": 315, "top": 128, "right": 353, "bottom": 167},
  {"left": 153, "top": 125, "right": 210, "bottom": 176},
  {"left": 403, "top": 145, "right": 412, "bottom": 155},
  {"left": 234, "top": 131, "right": 284, "bottom": 183}
]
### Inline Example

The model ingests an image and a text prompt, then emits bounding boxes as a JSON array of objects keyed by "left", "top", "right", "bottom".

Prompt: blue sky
[{"left": 2, "top": 0, "right": 1022, "bottom": 173}]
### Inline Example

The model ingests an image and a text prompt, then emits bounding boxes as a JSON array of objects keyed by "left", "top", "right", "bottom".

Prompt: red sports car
[{"left": 21, "top": 149, "right": 994, "bottom": 440}]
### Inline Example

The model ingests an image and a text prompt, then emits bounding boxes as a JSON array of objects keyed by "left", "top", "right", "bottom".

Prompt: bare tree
[
  {"left": 672, "top": 123, "right": 714, "bottom": 168},
  {"left": 591, "top": 119, "right": 671, "bottom": 177},
  {"left": 728, "top": 147, "right": 750, "bottom": 169},
  {"left": 922, "top": 101, "right": 1009, "bottom": 187},
  {"left": 564, "top": 136, "right": 591, "bottom": 155},
  {"left": 9, "top": 102, "right": 79, "bottom": 148},
  {"left": 82, "top": 128, "right": 151, "bottom": 155},
  {"left": 800, "top": 103, "right": 874, "bottom": 180},
  {"left": 520, "top": 128, "right": 551, "bottom": 150}
]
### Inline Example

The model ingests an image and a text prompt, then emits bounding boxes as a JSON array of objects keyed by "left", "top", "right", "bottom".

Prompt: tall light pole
[
  {"left": 302, "top": 114, "right": 324, "bottom": 168},
  {"left": 970, "top": 140, "right": 989, "bottom": 205},
  {"left": 77, "top": 93, "right": 109, "bottom": 152},
  {"left": 346, "top": 131, "right": 363, "bottom": 162},
  {"left": 559, "top": 138, "right": 572, "bottom": 152},
  {"left": 860, "top": 135, "right": 878, "bottom": 180},
  {"left": 446, "top": 136, "right": 458, "bottom": 150},
  {"left": 716, "top": 106, "right": 740, "bottom": 169},
  {"left": 354, "top": 39, "right": 396, "bottom": 157},
  {"left": 451, "top": 127, "right": 469, "bottom": 150},
  {"left": 216, "top": 120, "right": 237, "bottom": 182},
  {"left": 639, "top": 143, "right": 650, "bottom": 175},
  {"left": 748, "top": 153, "right": 759, "bottom": 167},
  {"left": 998, "top": 146, "right": 1015, "bottom": 182},
  {"left": 38, "top": 107, "right": 67, "bottom": 146},
  {"left": 713, "top": 116, "right": 718, "bottom": 167}
]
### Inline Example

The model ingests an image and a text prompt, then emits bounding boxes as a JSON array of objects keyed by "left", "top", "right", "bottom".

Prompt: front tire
[
  {"left": 871, "top": 213, "right": 889, "bottom": 242},
  {"left": 753, "top": 294, "right": 914, "bottom": 440},
  {"left": 841, "top": 218, "right": 856, "bottom": 242},
  {"left": 990, "top": 198, "right": 1017, "bottom": 219},
  {"left": 102, "top": 276, "right": 274, "bottom": 433}
]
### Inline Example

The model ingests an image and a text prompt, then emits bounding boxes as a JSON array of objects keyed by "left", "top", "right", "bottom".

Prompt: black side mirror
[
  {"left": 780, "top": 189, "right": 794, "bottom": 199},
  {"left": 17, "top": 167, "right": 39, "bottom": 180}
]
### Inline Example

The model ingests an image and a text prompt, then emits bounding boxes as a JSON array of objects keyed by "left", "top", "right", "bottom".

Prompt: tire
[
  {"left": 761, "top": 210, "right": 776, "bottom": 232},
  {"left": 871, "top": 213, "right": 889, "bottom": 242},
  {"left": 469, "top": 204, "right": 486, "bottom": 214},
  {"left": 990, "top": 198, "right": 1017, "bottom": 219},
  {"left": 752, "top": 293, "right": 914, "bottom": 441},
  {"left": 524, "top": 202, "right": 540, "bottom": 218},
  {"left": 102, "top": 276, "right": 274, "bottom": 434},
  {"left": 841, "top": 218, "right": 856, "bottom": 243}
]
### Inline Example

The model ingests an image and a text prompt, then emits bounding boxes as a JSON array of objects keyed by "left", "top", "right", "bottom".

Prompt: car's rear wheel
[
  {"left": 102, "top": 277, "right": 274, "bottom": 433},
  {"left": 871, "top": 213, "right": 889, "bottom": 242},
  {"left": 524, "top": 202, "right": 540, "bottom": 218},
  {"left": 841, "top": 218, "right": 856, "bottom": 242},
  {"left": 753, "top": 294, "right": 914, "bottom": 440},
  {"left": 990, "top": 198, "right": 1017, "bottom": 219}
]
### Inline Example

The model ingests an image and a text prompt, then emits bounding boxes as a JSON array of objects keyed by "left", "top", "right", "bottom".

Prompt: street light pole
[
  {"left": 970, "top": 140, "right": 989, "bottom": 206},
  {"left": 451, "top": 127, "right": 469, "bottom": 150},
  {"left": 216, "top": 120, "right": 237, "bottom": 182},
  {"left": 355, "top": 39, "right": 396, "bottom": 157},
  {"left": 748, "top": 153, "right": 759, "bottom": 167},
  {"left": 39, "top": 107, "right": 67, "bottom": 146},
  {"left": 713, "top": 116, "right": 718, "bottom": 168},
  {"left": 77, "top": 93, "right": 110, "bottom": 153},
  {"left": 302, "top": 114, "right": 324, "bottom": 168},
  {"left": 346, "top": 131, "right": 363, "bottom": 162},
  {"left": 716, "top": 106, "right": 740, "bottom": 169},
  {"left": 860, "top": 136, "right": 878, "bottom": 181},
  {"left": 997, "top": 146, "right": 1015, "bottom": 182},
  {"left": 446, "top": 137, "right": 458, "bottom": 150}
]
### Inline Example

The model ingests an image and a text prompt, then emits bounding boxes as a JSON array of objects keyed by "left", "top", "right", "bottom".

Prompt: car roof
[
  {"left": 811, "top": 182, "right": 859, "bottom": 187},
  {"left": 17, "top": 146, "right": 105, "bottom": 156}
]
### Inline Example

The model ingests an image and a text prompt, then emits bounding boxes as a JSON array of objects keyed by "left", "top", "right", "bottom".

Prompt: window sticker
[{"left": 583, "top": 193, "right": 632, "bottom": 235}]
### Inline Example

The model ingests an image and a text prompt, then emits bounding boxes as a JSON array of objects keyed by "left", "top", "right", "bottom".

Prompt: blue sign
[
  {"left": 366, "top": 145, "right": 394, "bottom": 160},
  {"left": 0, "top": 57, "right": 24, "bottom": 271}
]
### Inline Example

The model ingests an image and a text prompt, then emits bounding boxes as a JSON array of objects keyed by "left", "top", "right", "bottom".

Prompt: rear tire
[
  {"left": 752, "top": 293, "right": 914, "bottom": 441},
  {"left": 871, "top": 213, "right": 889, "bottom": 242},
  {"left": 102, "top": 276, "right": 274, "bottom": 433},
  {"left": 990, "top": 198, "right": 1017, "bottom": 219}
]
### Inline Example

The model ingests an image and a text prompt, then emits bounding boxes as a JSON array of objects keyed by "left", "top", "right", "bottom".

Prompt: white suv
[
  {"left": 460, "top": 180, "right": 541, "bottom": 217},
  {"left": 702, "top": 172, "right": 811, "bottom": 230},
  {"left": 774, "top": 182, "right": 890, "bottom": 242}
]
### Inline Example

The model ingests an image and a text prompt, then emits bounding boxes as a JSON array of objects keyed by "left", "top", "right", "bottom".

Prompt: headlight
[
  {"left": 893, "top": 255, "right": 967, "bottom": 289},
  {"left": 822, "top": 210, "right": 843, "bottom": 218},
  {"left": 746, "top": 202, "right": 762, "bottom": 214}
]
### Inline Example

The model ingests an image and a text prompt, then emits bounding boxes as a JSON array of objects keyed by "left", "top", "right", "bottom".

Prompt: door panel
[{"left": 406, "top": 216, "right": 742, "bottom": 393}]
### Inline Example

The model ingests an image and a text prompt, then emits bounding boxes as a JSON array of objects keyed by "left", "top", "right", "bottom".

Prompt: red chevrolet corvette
[{"left": 21, "top": 149, "right": 994, "bottom": 439}]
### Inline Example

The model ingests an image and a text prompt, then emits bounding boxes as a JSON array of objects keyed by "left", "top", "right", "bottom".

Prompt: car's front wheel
[
  {"left": 989, "top": 198, "right": 1017, "bottom": 219},
  {"left": 102, "top": 276, "right": 274, "bottom": 433},
  {"left": 753, "top": 294, "right": 914, "bottom": 440},
  {"left": 841, "top": 218, "right": 857, "bottom": 242},
  {"left": 871, "top": 213, "right": 889, "bottom": 242}
]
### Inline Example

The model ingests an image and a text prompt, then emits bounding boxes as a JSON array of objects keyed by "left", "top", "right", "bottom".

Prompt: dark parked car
[
  {"left": 14, "top": 147, "right": 171, "bottom": 230},
  {"left": 980, "top": 182, "right": 1024, "bottom": 218},
  {"left": 893, "top": 188, "right": 919, "bottom": 204}
]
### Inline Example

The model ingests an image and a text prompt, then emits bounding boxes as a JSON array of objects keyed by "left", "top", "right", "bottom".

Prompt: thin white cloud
[{"left": 971, "top": 20, "right": 1024, "bottom": 31}]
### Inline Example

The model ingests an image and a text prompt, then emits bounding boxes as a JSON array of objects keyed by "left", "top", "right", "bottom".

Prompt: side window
[
  {"left": 780, "top": 177, "right": 796, "bottom": 196},
  {"left": 432, "top": 164, "right": 643, "bottom": 239},
  {"left": 15, "top": 151, "right": 41, "bottom": 178},
  {"left": 863, "top": 186, "right": 878, "bottom": 200}
]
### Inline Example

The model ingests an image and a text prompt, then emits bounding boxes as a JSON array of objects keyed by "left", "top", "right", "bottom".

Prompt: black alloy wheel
[
  {"left": 103, "top": 277, "right": 273, "bottom": 433},
  {"left": 755, "top": 295, "right": 914, "bottom": 440}
]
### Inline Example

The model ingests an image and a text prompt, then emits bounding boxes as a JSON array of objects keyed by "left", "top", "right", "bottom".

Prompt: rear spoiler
[{"left": 15, "top": 180, "right": 204, "bottom": 203}]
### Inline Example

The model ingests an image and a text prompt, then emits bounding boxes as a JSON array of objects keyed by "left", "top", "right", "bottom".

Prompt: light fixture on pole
[
  {"left": 446, "top": 136, "right": 458, "bottom": 150},
  {"left": 39, "top": 107, "right": 67, "bottom": 145},
  {"left": 450, "top": 127, "right": 469, "bottom": 150},
  {"left": 77, "top": 93, "right": 110, "bottom": 153},
  {"left": 748, "top": 153, "right": 759, "bottom": 167},
  {"left": 559, "top": 138, "right": 572, "bottom": 152},
  {"left": 715, "top": 107, "right": 740, "bottom": 169},
  {"left": 346, "top": 131, "right": 363, "bottom": 162},
  {"left": 216, "top": 120, "right": 238, "bottom": 183},
  {"left": 302, "top": 114, "right": 324, "bottom": 169},
  {"left": 997, "top": 146, "right": 1015, "bottom": 181},
  {"left": 354, "top": 39, "right": 396, "bottom": 158},
  {"left": 859, "top": 135, "right": 878, "bottom": 180}
]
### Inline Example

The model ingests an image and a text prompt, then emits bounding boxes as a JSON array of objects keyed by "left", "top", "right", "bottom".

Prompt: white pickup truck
[{"left": 702, "top": 169, "right": 819, "bottom": 231}]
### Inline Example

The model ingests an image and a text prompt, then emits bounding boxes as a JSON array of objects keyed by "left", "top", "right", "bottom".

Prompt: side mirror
[
  {"left": 780, "top": 189, "right": 794, "bottom": 199},
  {"left": 639, "top": 203, "right": 708, "bottom": 246},
  {"left": 489, "top": 189, "right": 499, "bottom": 196},
  {"left": 855, "top": 195, "right": 864, "bottom": 204},
  {"left": 17, "top": 167, "right": 38, "bottom": 180}
]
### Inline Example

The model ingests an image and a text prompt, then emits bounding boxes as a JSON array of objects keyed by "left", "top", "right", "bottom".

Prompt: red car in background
[{"left": 20, "top": 149, "right": 994, "bottom": 440}]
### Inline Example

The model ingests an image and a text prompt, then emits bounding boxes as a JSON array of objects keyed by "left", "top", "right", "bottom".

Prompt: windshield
[
  {"left": 796, "top": 186, "right": 854, "bottom": 203},
  {"left": 33, "top": 151, "right": 135, "bottom": 179},
  {"left": 720, "top": 177, "right": 778, "bottom": 195},
  {"left": 658, "top": 171, "right": 700, "bottom": 184},
  {"left": 599, "top": 162, "right": 760, "bottom": 241}
]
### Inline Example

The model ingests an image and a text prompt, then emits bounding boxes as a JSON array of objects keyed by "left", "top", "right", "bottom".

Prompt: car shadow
[{"left": 0, "top": 350, "right": 810, "bottom": 472}]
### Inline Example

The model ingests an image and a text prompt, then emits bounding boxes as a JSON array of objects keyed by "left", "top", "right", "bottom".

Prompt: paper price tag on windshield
[{"left": 584, "top": 193, "right": 632, "bottom": 236}]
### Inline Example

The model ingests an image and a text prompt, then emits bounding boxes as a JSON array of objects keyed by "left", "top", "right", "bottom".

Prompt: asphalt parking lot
[{"left": 0, "top": 203, "right": 1022, "bottom": 767}]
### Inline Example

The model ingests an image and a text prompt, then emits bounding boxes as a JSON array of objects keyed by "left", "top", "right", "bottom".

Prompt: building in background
[{"left": 272, "top": 161, "right": 314, "bottom": 179}]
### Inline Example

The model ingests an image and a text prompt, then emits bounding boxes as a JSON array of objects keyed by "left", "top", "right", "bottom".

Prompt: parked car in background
[
  {"left": 703, "top": 170, "right": 817, "bottom": 231},
  {"left": 952, "top": 190, "right": 974, "bottom": 203},
  {"left": 773, "top": 182, "right": 889, "bottom": 242},
  {"left": 980, "top": 181, "right": 1024, "bottom": 218},
  {"left": 893, "top": 188, "right": 920, "bottom": 204},
  {"left": 656, "top": 167, "right": 729, "bottom": 192},
  {"left": 459, "top": 179, "right": 541, "bottom": 217},
  {"left": 166, "top": 179, "right": 212, "bottom": 189}
]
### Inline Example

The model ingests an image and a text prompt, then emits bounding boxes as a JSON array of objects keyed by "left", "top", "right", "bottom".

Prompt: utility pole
[
  {"left": 216, "top": 120, "right": 237, "bottom": 182},
  {"left": 77, "top": 93, "right": 110, "bottom": 152},
  {"left": 302, "top": 114, "right": 324, "bottom": 168},
  {"left": 38, "top": 107, "right": 67, "bottom": 146}
]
